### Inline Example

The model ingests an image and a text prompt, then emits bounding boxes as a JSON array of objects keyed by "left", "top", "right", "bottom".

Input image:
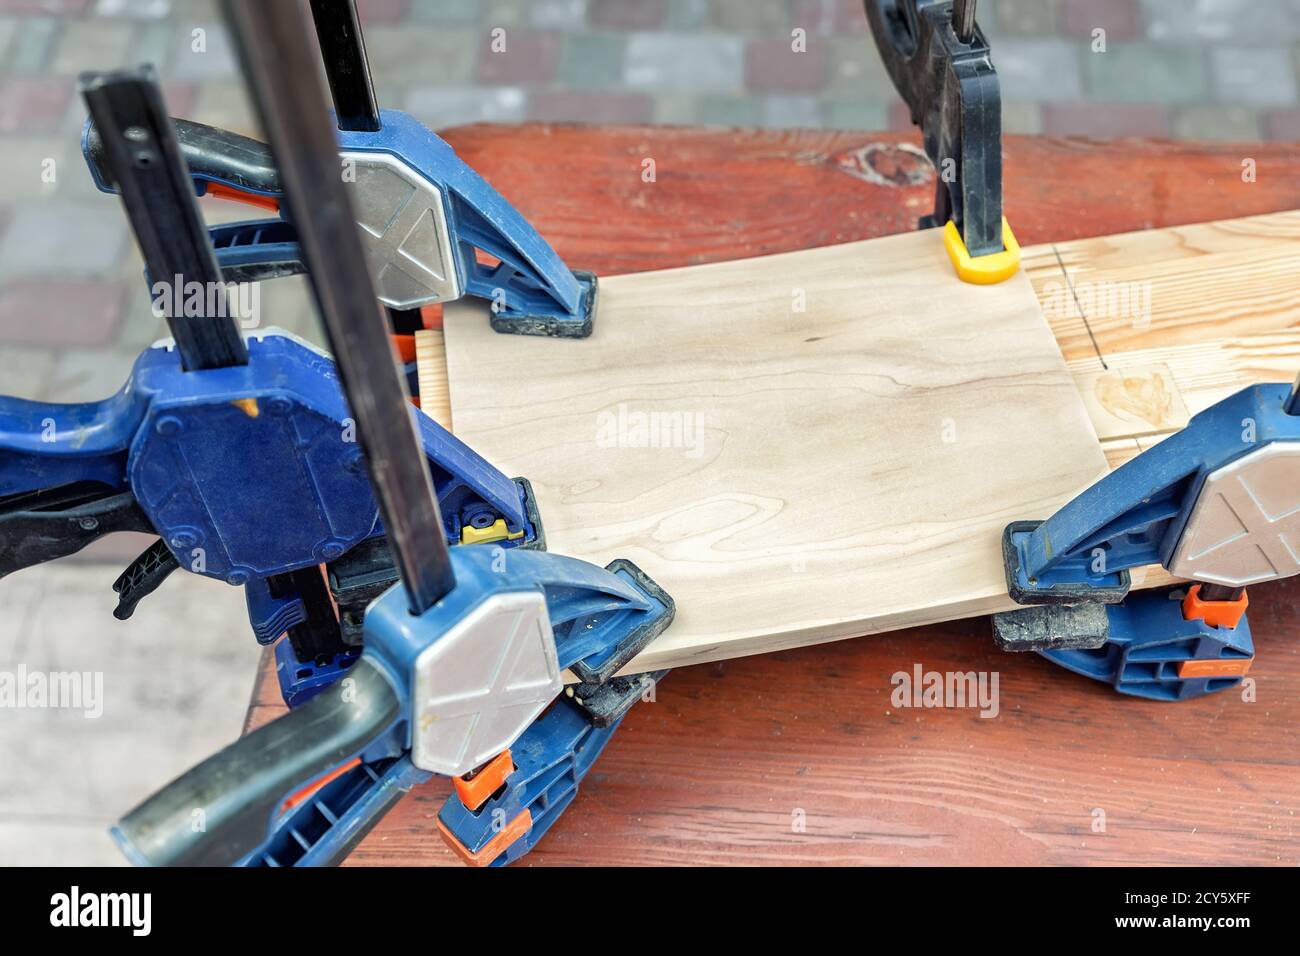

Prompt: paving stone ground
[{"left": 0, "top": 0, "right": 1296, "bottom": 864}]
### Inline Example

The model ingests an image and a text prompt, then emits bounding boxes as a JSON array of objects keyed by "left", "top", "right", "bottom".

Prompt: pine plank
[
  {"left": 413, "top": 328, "right": 451, "bottom": 429},
  {"left": 1029, "top": 210, "right": 1300, "bottom": 467}
]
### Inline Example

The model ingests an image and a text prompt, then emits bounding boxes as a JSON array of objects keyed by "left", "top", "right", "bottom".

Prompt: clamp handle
[
  {"left": 85, "top": 115, "right": 303, "bottom": 286},
  {"left": 81, "top": 68, "right": 250, "bottom": 369},
  {"left": 85, "top": 115, "right": 282, "bottom": 205},
  {"left": 113, "top": 657, "right": 402, "bottom": 866}
]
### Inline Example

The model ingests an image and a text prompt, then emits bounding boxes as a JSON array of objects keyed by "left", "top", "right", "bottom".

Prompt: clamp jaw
[
  {"left": 865, "top": 0, "right": 1019, "bottom": 283},
  {"left": 81, "top": 9, "right": 596, "bottom": 337},
  {"left": 83, "top": 113, "right": 597, "bottom": 338},
  {"left": 996, "top": 382, "right": 1300, "bottom": 699}
]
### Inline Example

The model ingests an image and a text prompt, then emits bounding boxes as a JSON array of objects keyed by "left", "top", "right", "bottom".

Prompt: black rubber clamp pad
[
  {"left": 571, "top": 669, "right": 670, "bottom": 729},
  {"left": 992, "top": 603, "right": 1111, "bottom": 652},
  {"left": 1002, "top": 520, "right": 1131, "bottom": 606},
  {"left": 513, "top": 476, "right": 547, "bottom": 552},
  {"left": 489, "top": 271, "right": 598, "bottom": 339},
  {"left": 568, "top": 558, "right": 675, "bottom": 686}
]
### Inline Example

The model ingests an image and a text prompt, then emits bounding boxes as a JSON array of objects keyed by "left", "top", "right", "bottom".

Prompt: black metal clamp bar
[
  {"left": 308, "top": 0, "right": 381, "bottom": 133},
  {"left": 308, "top": 0, "right": 430, "bottom": 334},
  {"left": 81, "top": 68, "right": 249, "bottom": 371},
  {"left": 223, "top": 0, "right": 455, "bottom": 614}
]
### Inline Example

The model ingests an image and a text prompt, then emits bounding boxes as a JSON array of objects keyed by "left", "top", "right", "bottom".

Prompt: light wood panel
[
  {"left": 443, "top": 229, "right": 1110, "bottom": 673},
  {"left": 1027, "top": 210, "right": 1300, "bottom": 593}
]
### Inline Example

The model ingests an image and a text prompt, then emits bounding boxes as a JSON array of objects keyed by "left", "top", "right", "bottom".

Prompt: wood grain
[
  {"left": 441, "top": 127, "right": 1300, "bottom": 273},
  {"left": 444, "top": 230, "right": 1111, "bottom": 673},
  {"left": 413, "top": 328, "right": 451, "bottom": 429},
  {"left": 1024, "top": 210, "right": 1300, "bottom": 477}
]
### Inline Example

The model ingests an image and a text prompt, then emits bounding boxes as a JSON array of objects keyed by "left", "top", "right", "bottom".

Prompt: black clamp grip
[
  {"left": 865, "top": 0, "right": 1004, "bottom": 257},
  {"left": 86, "top": 115, "right": 281, "bottom": 199},
  {"left": 0, "top": 483, "right": 155, "bottom": 580}
]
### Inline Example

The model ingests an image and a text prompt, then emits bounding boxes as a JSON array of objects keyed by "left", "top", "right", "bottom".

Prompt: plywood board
[{"left": 443, "top": 229, "right": 1109, "bottom": 673}]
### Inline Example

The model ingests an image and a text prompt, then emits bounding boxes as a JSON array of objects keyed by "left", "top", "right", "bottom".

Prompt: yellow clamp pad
[
  {"left": 460, "top": 518, "right": 525, "bottom": 546},
  {"left": 942, "top": 217, "right": 1020, "bottom": 285}
]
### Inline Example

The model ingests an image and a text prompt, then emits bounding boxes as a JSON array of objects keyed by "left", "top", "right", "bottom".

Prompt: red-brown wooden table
[{"left": 247, "top": 127, "right": 1300, "bottom": 865}]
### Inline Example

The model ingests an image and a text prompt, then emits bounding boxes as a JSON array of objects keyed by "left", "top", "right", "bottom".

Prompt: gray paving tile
[
  {"left": 1002, "top": 100, "right": 1045, "bottom": 134},
  {"left": 403, "top": 84, "right": 527, "bottom": 128},
  {"left": 993, "top": 0, "right": 1064, "bottom": 38},
  {"left": 824, "top": 98, "right": 888, "bottom": 130},
  {"left": 52, "top": 19, "right": 135, "bottom": 73},
  {"left": 131, "top": 20, "right": 175, "bottom": 70},
  {"left": 624, "top": 33, "right": 745, "bottom": 94},
  {"left": 188, "top": 79, "right": 255, "bottom": 135},
  {"left": 0, "top": 19, "right": 19, "bottom": 70},
  {"left": 366, "top": 25, "right": 478, "bottom": 87},
  {"left": 43, "top": 345, "right": 146, "bottom": 402},
  {"left": 0, "top": 344, "right": 58, "bottom": 400},
  {"left": 0, "top": 563, "right": 261, "bottom": 866},
  {"left": 8, "top": 18, "right": 60, "bottom": 76},
  {"left": 1210, "top": 46, "right": 1298, "bottom": 108},
  {"left": 1141, "top": 0, "right": 1300, "bottom": 44},
  {"left": 168, "top": 20, "right": 236, "bottom": 80},
  {"left": 530, "top": 0, "right": 587, "bottom": 30},
  {"left": 695, "top": 94, "right": 763, "bottom": 127},
  {"left": 761, "top": 93, "right": 823, "bottom": 128},
  {"left": 485, "top": 0, "right": 530, "bottom": 26},
  {"left": 711, "top": 0, "right": 788, "bottom": 32},
  {"left": 1083, "top": 42, "right": 1210, "bottom": 104},
  {"left": 994, "top": 39, "right": 1084, "bottom": 102},
  {"left": 115, "top": 279, "right": 171, "bottom": 352},
  {"left": 0, "top": 201, "right": 125, "bottom": 281},
  {"left": 0, "top": 821, "right": 125, "bottom": 866},
  {"left": 95, "top": 0, "right": 174, "bottom": 17},
  {"left": 1172, "top": 104, "right": 1262, "bottom": 140},
  {"left": 666, "top": 0, "right": 709, "bottom": 29},
  {"left": 410, "top": 0, "right": 485, "bottom": 24},
  {"left": 0, "top": 138, "right": 70, "bottom": 202},
  {"left": 171, "top": 0, "right": 218, "bottom": 17},
  {"left": 558, "top": 32, "right": 626, "bottom": 89},
  {"left": 651, "top": 93, "right": 695, "bottom": 124},
  {"left": 828, "top": 35, "right": 893, "bottom": 97}
]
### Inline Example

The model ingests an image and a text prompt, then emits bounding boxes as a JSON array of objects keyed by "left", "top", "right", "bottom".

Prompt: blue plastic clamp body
[
  {"left": 0, "top": 331, "right": 538, "bottom": 584},
  {"left": 438, "top": 694, "right": 623, "bottom": 866},
  {"left": 335, "top": 110, "right": 589, "bottom": 325},
  {"left": 236, "top": 545, "right": 671, "bottom": 867},
  {"left": 84, "top": 110, "right": 594, "bottom": 331},
  {"left": 1041, "top": 587, "right": 1255, "bottom": 701},
  {"left": 1007, "top": 384, "right": 1299, "bottom": 594}
]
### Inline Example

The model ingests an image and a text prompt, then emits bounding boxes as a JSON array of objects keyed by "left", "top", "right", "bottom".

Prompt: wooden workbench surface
[{"left": 246, "top": 127, "right": 1300, "bottom": 866}]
